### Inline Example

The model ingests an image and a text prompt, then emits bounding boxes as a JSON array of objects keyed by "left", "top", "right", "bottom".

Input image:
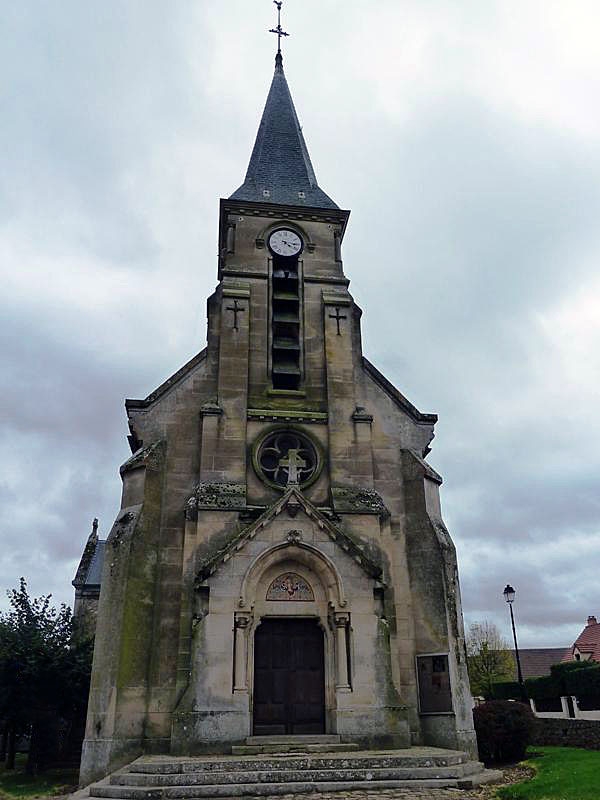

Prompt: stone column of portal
[
  {"left": 323, "top": 290, "right": 369, "bottom": 487},
  {"left": 210, "top": 281, "right": 251, "bottom": 484},
  {"left": 233, "top": 615, "right": 251, "bottom": 692},
  {"left": 334, "top": 613, "right": 351, "bottom": 691}
]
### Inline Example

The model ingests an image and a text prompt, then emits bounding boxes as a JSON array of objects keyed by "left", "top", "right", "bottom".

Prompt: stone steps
[
  {"left": 126, "top": 752, "right": 472, "bottom": 774},
  {"left": 94, "top": 777, "right": 500, "bottom": 799},
  {"left": 231, "top": 742, "right": 359, "bottom": 755},
  {"left": 246, "top": 735, "right": 341, "bottom": 744},
  {"left": 231, "top": 734, "right": 359, "bottom": 755},
  {"left": 110, "top": 763, "right": 482, "bottom": 786},
  {"left": 89, "top": 748, "right": 502, "bottom": 799}
]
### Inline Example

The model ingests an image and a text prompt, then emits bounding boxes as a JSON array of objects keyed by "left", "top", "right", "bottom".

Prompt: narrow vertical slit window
[{"left": 268, "top": 228, "right": 303, "bottom": 390}]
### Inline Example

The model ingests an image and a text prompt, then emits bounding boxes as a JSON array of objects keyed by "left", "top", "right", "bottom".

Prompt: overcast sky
[{"left": 2, "top": 1, "right": 599, "bottom": 649}]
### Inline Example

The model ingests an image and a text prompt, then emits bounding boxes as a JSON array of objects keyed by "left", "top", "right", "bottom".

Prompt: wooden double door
[{"left": 253, "top": 618, "right": 325, "bottom": 735}]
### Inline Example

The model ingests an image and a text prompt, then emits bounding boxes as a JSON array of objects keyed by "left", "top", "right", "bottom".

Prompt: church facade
[{"left": 80, "top": 51, "right": 476, "bottom": 784}]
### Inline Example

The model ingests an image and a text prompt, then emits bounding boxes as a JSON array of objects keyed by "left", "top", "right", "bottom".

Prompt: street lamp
[{"left": 503, "top": 584, "right": 526, "bottom": 698}]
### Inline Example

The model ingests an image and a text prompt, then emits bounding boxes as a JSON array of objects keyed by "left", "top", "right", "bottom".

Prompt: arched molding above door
[{"left": 238, "top": 540, "right": 347, "bottom": 610}]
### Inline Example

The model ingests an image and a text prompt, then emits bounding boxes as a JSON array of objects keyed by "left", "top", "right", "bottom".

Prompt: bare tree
[{"left": 466, "top": 620, "right": 514, "bottom": 698}]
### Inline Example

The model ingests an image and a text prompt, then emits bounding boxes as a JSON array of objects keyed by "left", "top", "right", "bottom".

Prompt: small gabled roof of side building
[
  {"left": 563, "top": 615, "right": 600, "bottom": 662},
  {"left": 73, "top": 519, "right": 106, "bottom": 590}
]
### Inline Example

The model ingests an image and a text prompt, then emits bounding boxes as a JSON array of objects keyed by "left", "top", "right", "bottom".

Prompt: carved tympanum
[{"left": 266, "top": 572, "right": 314, "bottom": 601}]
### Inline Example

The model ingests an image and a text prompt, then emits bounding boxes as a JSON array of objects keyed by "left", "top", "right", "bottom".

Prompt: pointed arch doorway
[{"left": 253, "top": 618, "right": 325, "bottom": 735}]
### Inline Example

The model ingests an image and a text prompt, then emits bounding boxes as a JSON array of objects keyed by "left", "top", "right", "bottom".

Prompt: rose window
[{"left": 255, "top": 430, "right": 318, "bottom": 489}]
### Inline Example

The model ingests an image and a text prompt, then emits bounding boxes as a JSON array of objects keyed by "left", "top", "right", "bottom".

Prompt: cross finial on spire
[{"left": 269, "top": 0, "right": 289, "bottom": 57}]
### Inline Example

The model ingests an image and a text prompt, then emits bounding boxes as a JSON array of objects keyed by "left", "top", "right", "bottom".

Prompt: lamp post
[{"left": 503, "top": 584, "right": 526, "bottom": 698}]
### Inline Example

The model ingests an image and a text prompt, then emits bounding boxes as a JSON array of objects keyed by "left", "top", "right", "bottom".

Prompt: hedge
[
  {"left": 473, "top": 700, "right": 535, "bottom": 763},
  {"left": 550, "top": 660, "right": 596, "bottom": 676},
  {"left": 564, "top": 663, "right": 600, "bottom": 697},
  {"left": 525, "top": 673, "right": 562, "bottom": 701},
  {"left": 489, "top": 681, "right": 523, "bottom": 701},
  {"left": 492, "top": 660, "right": 600, "bottom": 707}
]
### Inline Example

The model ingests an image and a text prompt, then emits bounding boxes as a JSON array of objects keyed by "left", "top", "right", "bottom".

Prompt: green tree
[
  {"left": 466, "top": 620, "right": 514, "bottom": 698},
  {"left": 0, "top": 579, "right": 93, "bottom": 773}
]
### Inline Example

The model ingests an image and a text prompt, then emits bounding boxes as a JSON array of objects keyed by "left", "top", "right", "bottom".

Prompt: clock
[{"left": 268, "top": 228, "right": 303, "bottom": 257}]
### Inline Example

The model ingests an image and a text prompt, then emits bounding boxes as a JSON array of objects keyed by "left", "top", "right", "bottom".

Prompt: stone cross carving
[
  {"left": 328, "top": 306, "right": 346, "bottom": 335},
  {"left": 278, "top": 448, "right": 306, "bottom": 486},
  {"left": 226, "top": 299, "right": 245, "bottom": 330}
]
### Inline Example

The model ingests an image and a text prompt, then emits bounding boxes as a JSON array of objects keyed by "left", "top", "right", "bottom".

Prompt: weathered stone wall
[
  {"left": 73, "top": 593, "right": 100, "bottom": 639},
  {"left": 533, "top": 717, "right": 600, "bottom": 749},
  {"left": 81, "top": 198, "right": 477, "bottom": 781},
  {"left": 172, "top": 498, "right": 411, "bottom": 753}
]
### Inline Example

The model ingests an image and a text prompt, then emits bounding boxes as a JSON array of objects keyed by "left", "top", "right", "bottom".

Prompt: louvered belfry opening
[{"left": 271, "top": 252, "right": 301, "bottom": 389}]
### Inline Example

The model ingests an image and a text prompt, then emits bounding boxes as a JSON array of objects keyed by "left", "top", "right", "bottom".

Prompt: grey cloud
[
  {"left": 341, "top": 99, "right": 600, "bottom": 647},
  {"left": 1, "top": 3, "right": 599, "bottom": 650}
]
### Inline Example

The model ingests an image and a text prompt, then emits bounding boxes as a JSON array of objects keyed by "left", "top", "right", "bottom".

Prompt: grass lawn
[
  {"left": 0, "top": 755, "right": 78, "bottom": 800},
  {"left": 496, "top": 746, "right": 600, "bottom": 800}
]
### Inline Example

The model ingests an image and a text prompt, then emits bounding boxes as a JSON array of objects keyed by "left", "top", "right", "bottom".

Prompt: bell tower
[
  {"left": 216, "top": 45, "right": 375, "bottom": 504},
  {"left": 79, "top": 12, "right": 476, "bottom": 785},
  {"left": 219, "top": 48, "right": 350, "bottom": 401}
]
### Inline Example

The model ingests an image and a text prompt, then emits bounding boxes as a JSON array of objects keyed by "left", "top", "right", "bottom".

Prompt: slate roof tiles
[{"left": 230, "top": 53, "right": 338, "bottom": 209}]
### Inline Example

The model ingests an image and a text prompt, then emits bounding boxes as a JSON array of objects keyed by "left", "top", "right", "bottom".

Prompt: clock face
[{"left": 268, "top": 229, "right": 303, "bottom": 257}]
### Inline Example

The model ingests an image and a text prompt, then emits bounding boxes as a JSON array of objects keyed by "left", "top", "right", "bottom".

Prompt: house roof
[
  {"left": 510, "top": 648, "right": 568, "bottom": 679},
  {"left": 229, "top": 53, "right": 338, "bottom": 209},
  {"left": 563, "top": 616, "right": 600, "bottom": 662}
]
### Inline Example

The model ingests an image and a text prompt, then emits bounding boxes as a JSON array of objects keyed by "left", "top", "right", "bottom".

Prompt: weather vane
[{"left": 269, "top": 0, "right": 289, "bottom": 54}]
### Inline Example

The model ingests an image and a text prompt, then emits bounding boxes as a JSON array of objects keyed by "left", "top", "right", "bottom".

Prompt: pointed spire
[{"left": 229, "top": 53, "right": 338, "bottom": 209}]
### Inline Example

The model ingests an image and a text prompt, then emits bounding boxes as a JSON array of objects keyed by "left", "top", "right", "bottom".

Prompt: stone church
[{"left": 79, "top": 47, "right": 476, "bottom": 785}]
